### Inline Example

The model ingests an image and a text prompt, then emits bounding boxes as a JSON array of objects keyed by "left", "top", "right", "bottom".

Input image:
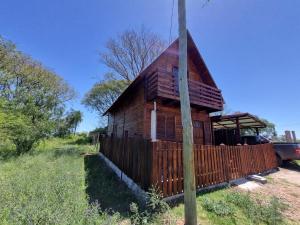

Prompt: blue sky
[{"left": 1, "top": 0, "right": 299, "bottom": 136}]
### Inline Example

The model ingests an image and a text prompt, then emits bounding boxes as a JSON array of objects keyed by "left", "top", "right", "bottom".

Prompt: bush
[
  {"left": 0, "top": 139, "right": 16, "bottom": 159},
  {"left": 146, "top": 186, "right": 169, "bottom": 215},
  {"left": 226, "top": 191, "right": 286, "bottom": 225},
  {"left": 202, "top": 197, "right": 234, "bottom": 216},
  {"left": 129, "top": 186, "right": 169, "bottom": 225}
]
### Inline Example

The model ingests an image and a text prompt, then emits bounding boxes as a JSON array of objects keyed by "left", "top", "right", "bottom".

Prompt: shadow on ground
[
  {"left": 84, "top": 154, "right": 138, "bottom": 217},
  {"left": 281, "top": 161, "right": 300, "bottom": 172}
]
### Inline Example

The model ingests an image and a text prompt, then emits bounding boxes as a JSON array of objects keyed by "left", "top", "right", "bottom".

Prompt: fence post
[{"left": 150, "top": 141, "right": 158, "bottom": 190}]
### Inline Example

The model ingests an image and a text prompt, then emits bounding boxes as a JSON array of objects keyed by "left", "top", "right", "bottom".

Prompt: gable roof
[{"left": 104, "top": 31, "right": 220, "bottom": 115}]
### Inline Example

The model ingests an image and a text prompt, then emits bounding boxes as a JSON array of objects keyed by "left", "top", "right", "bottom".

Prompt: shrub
[
  {"left": 146, "top": 186, "right": 169, "bottom": 215},
  {"left": 261, "top": 197, "right": 286, "bottom": 225},
  {"left": 226, "top": 191, "right": 286, "bottom": 225},
  {"left": 129, "top": 186, "right": 170, "bottom": 225},
  {"left": 202, "top": 197, "right": 234, "bottom": 216}
]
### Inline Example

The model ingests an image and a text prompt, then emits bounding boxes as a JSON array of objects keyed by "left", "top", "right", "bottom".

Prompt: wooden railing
[
  {"left": 100, "top": 137, "right": 277, "bottom": 197},
  {"left": 146, "top": 69, "right": 223, "bottom": 111}
]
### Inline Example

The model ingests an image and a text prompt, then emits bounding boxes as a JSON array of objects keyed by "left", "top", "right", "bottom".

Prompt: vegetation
[
  {"left": 100, "top": 26, "right": 166, "bottom": 81},
  {"left": 0, "top": 36, "right": 75, "bottom": 154},
  {"left": 0, "top": 137, "right": 293, "bottom": 225},
  {"left": 82, "top": 73, "right": 128, "bottom": 116},
  {"left": 83, "top": 27, "right": 165, "bottom": 118},
  {"left": 168, "top": 189, "right": 289, "bottom": 225},
  {"left": 55, "top": 109, "right": 83, "bottom": 137},
  {"left": 0, "top": 137, "right": 120, "bottom": 225}
]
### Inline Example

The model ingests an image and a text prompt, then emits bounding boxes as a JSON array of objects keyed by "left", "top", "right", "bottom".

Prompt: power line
[{"left": 168, "top": 0, "right": 175, "bottom": 44}]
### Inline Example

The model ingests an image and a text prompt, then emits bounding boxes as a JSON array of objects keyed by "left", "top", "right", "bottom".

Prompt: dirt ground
[{"left": 249, "top": 162, "right": 300, "bottom": 223}]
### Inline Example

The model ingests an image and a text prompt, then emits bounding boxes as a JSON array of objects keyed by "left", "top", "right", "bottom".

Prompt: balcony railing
[{"left": 146, "top": 69, "right": 223, "bottom": 111}]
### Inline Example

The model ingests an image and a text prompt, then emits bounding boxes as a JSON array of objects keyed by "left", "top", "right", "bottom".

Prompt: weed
[
  {"left": 202, "top": 197, "right": 234, "bottom": 216},
  {"left": 226, "top": 191, "right": 286, "bottom": 225},
  {"left": 129, "top": 186, "right": 170, "bottom": 225},
  {"left": 146, "top": 186, "right": 170, "bottom": 215}
]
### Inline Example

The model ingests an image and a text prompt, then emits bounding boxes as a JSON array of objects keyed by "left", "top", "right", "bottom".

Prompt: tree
[
  {"left": 54, "top": 110, "right": 83, "bottom": 137},
  {"left": 65, "top": 110, "right": 83, "bottom": 134},
  {"left": 242, "top": 117, "right": 277, "bottom": 139},
  {"left": 82, "top": 73, "right": 128, "bottom": 116},
  {"left": 100, "top": 26, "right": 166, "bottom": 81},
  {"left": 0, "top": 36, "right": 75, "bottom": 153},
  {"left": 84, "top": 27, "right": 165, "bottom": 118}
]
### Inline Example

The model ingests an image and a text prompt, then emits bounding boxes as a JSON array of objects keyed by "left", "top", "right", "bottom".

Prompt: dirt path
[{"left": 250, "top": 164, "right": 300, "bottom": 223}]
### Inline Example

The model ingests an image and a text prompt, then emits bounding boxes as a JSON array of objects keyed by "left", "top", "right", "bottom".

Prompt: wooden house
[
  {"left": 104, "top": 32, "right": 224, "bottom": 145},
  {"left": 100, "top": 32, "right": 277, "bottom": 198}
]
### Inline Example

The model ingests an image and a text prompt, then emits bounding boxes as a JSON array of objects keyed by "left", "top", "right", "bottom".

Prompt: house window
[{"left": 157, "top": 114, "right": 175, "bottom": 140}]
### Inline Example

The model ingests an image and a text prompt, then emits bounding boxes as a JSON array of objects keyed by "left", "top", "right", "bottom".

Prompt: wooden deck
[
  {"left": 146, "top": 69, "right": 223, "bottom": 111},
  {"left": 100, "top": 137, "right": 277, "bottom": 197}
]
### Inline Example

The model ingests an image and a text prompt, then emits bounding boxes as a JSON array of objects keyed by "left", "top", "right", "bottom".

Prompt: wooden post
[
  {"left": 236, "top": 118, "right": 241, "bottom": 144},
  {"left": 292, "top": 131, "right": 297, "bottom": 143},
  {"left": 255, "top": 128, "right": 260, "bottom": 136},
  {"left": 178, "top": 0, "right": 197, "bottom": 224}
]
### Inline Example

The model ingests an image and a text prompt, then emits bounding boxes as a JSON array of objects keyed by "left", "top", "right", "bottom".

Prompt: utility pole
[{"left": 178, "top": 0, "right": 197, "bottom": 224}]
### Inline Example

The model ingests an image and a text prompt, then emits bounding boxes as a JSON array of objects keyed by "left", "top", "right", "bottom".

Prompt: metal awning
[{"left": 211, "top": 113, "right": 267, "bottom": 130}]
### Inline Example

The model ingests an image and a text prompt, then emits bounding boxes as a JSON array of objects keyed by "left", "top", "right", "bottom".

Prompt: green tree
[
  {"left": 65, "top": 110, "right": 83, "bottom": 134},
  {"left": 242, "top": 117, "right": 277, "bottom": 139},
  {"left": 0, "top": 36, "right": 75, "bottom": 154},
  {"left": 82, "top": 73, "right": 128, "bottom": 115}
]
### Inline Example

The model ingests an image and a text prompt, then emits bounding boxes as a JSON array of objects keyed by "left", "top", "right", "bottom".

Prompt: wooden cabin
[
  {"left": 104, "top": 32, "right": 224, "bottom": 145},
  {"left": 100, "top": 32, "right": 277, "bottom": 198}
]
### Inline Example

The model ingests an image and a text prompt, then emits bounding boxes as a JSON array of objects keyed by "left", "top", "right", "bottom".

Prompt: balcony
[{"left": 146, "top": 69, "right": 223, "bottom": 111}]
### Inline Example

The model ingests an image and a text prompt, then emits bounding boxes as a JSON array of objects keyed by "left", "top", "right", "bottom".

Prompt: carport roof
[{"left": 211, "top": 113, "right": 267, "bottom": 130}]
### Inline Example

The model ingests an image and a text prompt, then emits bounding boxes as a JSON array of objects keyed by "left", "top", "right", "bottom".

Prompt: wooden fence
[
  {"left": 100, "top": 137, "right": 277, "bottom": 197},
  {"left": 100, "top": 137, "right": 153, "bottom": 190},
  {"left": 151, "top": 141, "right": 277, "bottom": 197}
]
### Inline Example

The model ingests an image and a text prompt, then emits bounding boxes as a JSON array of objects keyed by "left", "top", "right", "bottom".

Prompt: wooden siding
[
  {"left": 107, "top": 85, "right": 145, "bottom": 138},
  {"left": 144, "top": 102, "right": 212, "bottom": 144},
  {"left": 106, "top": 35, "right": 222, "bottom": 142}
]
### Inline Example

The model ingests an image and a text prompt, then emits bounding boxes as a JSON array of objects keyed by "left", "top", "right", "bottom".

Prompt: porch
[{"left": 100, "top": 137, "right": 277, "bottom": 197}]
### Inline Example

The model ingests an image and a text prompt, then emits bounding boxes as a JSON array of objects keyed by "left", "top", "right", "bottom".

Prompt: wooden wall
[
  {"left": 107, "top": 85, "right": 145, "bottom": 138},
  {"left": 144, "top": 41, "right": 209, "bottom": 85},
  {"left": 107, "top": 40, "right": 216, "bottom": 142},
  {"left": 144, "top": 102, "right": 212, "bottom": 144}
]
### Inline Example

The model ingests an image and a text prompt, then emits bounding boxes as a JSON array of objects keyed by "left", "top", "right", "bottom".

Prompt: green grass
[
  {"left": 167, "top": 188, "right": 290, "bottom": 225},
  {"left": 0, "top": 137, "right": 126, "bottom": 225},
  {"left": 0, "top": 137, "right": 294, "bottom": 225}
]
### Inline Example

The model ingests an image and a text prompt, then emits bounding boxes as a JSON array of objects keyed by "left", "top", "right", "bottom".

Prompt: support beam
[
  {"left": 236, "top": 118, "right": 241, "bottom": 144},
  {"left": 256, "top": 128, "right": 260, "bottom": 136}
]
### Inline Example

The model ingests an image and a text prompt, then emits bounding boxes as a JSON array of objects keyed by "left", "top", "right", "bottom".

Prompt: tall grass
[{"left": 0, "top": 138, "right": 120, "bottom": 225}]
